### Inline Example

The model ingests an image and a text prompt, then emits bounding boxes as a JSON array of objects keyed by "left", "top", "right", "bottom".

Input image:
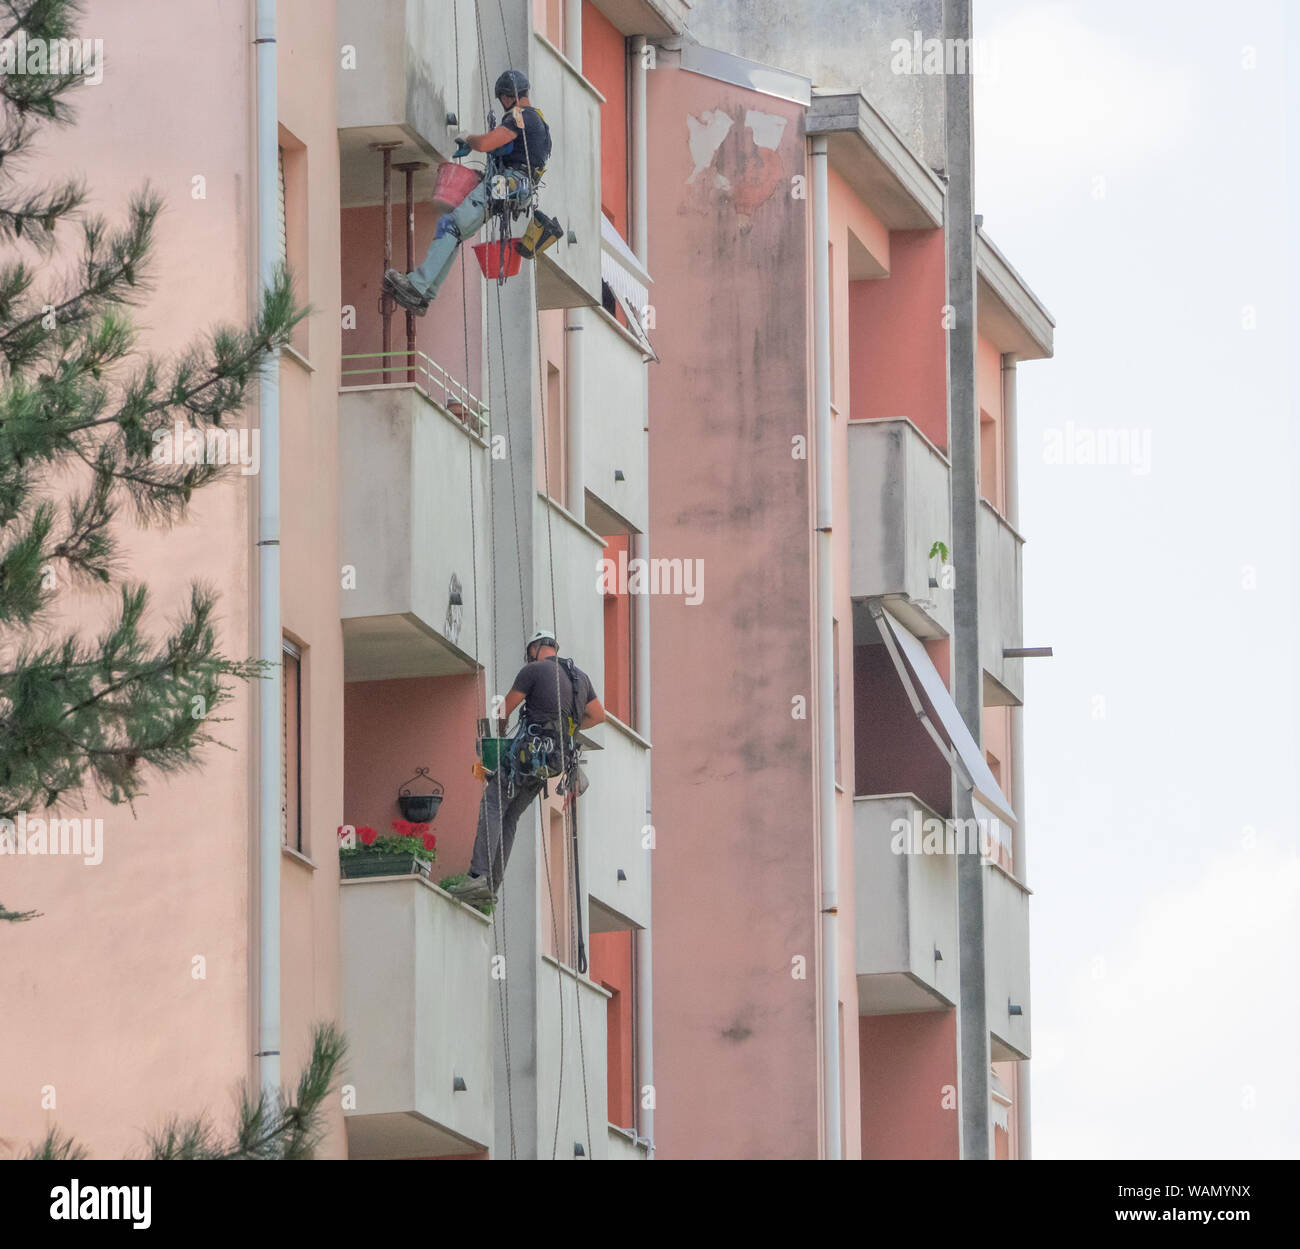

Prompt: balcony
[
  {"left": 336, "top": 0, "right": 483, "bottom": 170},
  {"left": 339, "top": 371, "right": 489, "bottom": 681},
  {"left": 978, "top": 500, "right": 1024, "bottom": 706},
  {"left": 537, "top": 957, "right": 610, "bottom": 1157},
  {"left": 588, "top": 0, "right": 692, "bottom": 36},
  {"left": 531, "top": 33, "right": 603, "bottom": 310},
  {"left": 340, "top": 876, "right": 494, "bottom": 1158},
  {"left": 534, "top": 495, "right": 606, "bottom": 697},
  {"left": 582, "top": 715, "right": 650, "bottom": 932},
  {"left": 579, "top": 305, "right": 649, "bottom": 534},
  {"left": 853, "top": 794, "right": 958, "bottom": 1014},
  {"left": 847, "top": 418, "right": 953, "bottom": 640},
  {"left": 985, "top": 862, "right": 1031, "bottom": 1061}
]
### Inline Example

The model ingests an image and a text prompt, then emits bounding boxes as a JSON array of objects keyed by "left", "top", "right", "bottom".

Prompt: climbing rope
[
  {"left": 447, "top": 0, "right": 594, "bottom": 1160},
  {"left": 456, "top": 0, "right": 517, "bottom": 1160},
  {"left": 516, "top": 77, "right": 595, "bottom": 1156}
]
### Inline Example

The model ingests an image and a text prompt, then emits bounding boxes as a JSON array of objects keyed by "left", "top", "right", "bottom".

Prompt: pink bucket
[{"left": 431, "top": 162, "right": 482, "bottom": 213}]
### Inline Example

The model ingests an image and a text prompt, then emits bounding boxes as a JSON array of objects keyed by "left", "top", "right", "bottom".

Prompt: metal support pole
[
  {"left": 395, "top": 161, "right": 427, "bottom": 384},
  {"left": 812, "top": 136, "right": 841, "bottom": 1160},
  {"left": 374, "top": 142, "right": 399, "bottom": 380},
  {"left": 944, "top": 0, "right": 991, "bottom": 1160}
]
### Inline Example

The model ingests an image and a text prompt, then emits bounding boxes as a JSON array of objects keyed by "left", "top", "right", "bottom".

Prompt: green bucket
[{"left": 477, "top": 736, "right": 512, "bottom": 772}]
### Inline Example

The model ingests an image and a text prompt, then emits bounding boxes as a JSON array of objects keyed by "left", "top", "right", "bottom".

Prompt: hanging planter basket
[{"left": 396, "top": 767, "right": 444, "bottom": 823}]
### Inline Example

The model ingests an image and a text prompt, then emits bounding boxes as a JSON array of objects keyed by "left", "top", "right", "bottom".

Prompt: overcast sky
[{"left": 972, "top": 0, "right": 1299, "bottom": 1159}]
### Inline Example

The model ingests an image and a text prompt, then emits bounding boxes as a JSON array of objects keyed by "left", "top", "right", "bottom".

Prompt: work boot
[
  {"left": 446, "top": 872, "right": 495, "bottom": 904},
  {"left": 383, "top": 268, "right": 430, "bottom": 315}
]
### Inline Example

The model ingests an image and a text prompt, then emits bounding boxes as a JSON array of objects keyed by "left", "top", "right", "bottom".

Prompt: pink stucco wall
[
  {"left": 0, "top": 0, "right": 346, "bottom": 1158},
  {"left": 859, "top": 1011, "right": 960, "bottom": 1158},
  {"left": 647, "top": 58, "right": 819, "bottom": 1159},
  {"left": 848, "top": 230, "right": 948, "bottom": 451},
  {"left": 339, "top": 203, "right": 483, "bottom": 405},
  {"left": 342, "top": 676, "right": 484, "bottom": 880},
  {"left": 976, "top": 332, "right": 1005, "bottom": 513}
]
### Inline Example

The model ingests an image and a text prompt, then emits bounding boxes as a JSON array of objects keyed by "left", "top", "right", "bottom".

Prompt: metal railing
[{"left": 340, "top": 350, "right": 490, "bottom": 438}]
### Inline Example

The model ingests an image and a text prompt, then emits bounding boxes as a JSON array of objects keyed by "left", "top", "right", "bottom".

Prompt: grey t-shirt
[{"left": 511, "top": 657, "right": 596, "bottom": 729}]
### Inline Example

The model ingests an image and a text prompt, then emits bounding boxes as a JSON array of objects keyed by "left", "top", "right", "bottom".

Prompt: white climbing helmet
[{"left": 527, "top": 628, "right": 557, "bottom": 657}]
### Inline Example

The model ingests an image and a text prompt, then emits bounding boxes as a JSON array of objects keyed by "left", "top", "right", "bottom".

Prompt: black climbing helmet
[{"left": 495, "top": 69, "right": 529, "bottom": 101}]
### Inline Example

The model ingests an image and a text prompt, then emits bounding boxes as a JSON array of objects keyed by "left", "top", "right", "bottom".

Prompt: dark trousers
[{"left": 468, "top": 770, "right": 546, "bottom": 889}]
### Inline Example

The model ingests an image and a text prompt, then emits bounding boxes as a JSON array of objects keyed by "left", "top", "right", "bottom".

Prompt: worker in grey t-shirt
[{"left": 449, "top": 628, "right": 603, "bottom": 905}]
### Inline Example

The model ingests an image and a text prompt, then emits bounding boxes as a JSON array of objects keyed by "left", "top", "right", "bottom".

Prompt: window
[
  {"left": 276, "top": 126, "right": 308, "bottom": 356},
  {"left": 282, "top": 639, "right": 303, "bottom": 853},
  {"left": 545, "top": 361, "right": 566, "bottom": 506},
  {"left": 833, "top": 618, "right": 842, "bottom": 783}
]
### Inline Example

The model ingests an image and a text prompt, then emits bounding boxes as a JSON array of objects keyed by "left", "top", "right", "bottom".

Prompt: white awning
[
  {"left": 600, "top": 214, "right": 652, "bottom": 310},
  {"left": 873, "top": 606, "right": 1017, "bottom": 830}
]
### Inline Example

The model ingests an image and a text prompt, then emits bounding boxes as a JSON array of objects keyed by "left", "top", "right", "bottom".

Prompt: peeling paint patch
[
  {"left": 687, "top": 109, "right": 734, "bottom": 185},
  {"left": 745, "top": 109, "right": 788, "bottom": 151}
]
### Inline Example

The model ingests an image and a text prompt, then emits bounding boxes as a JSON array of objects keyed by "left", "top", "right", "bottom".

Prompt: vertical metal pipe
[
  {"left": 811, "top": 135, "right": 841, "bottom": 1160},
  {"left": 630, "top": 30, "right": 653, "bottom": 1158},
  {"left": 945, "top": 0, "right": 991, "bottom": 1160},
  {"left": 565, "top": 0, "right": 583, "bottom": 69},
  {"left": 1002, "top": 352, "right": 1031, "bottom": 1159},
  {"left": 630, "top": 36, "right": 648, "bottom": 265},
  {"left": 395, "top": 161, "right": 423, "bottom": 383},
  {"left": 379, "top": 143, "right": 395, "bottom": 378},
  {"left": 254, "top": 0, "right": 281, "bottom": 1101}
]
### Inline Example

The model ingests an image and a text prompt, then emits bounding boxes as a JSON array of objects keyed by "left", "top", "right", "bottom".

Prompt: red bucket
[
  {"left": 473, "top": 238, "right": 524, "bottom": 279},
  {"left": 431, "top": 162, "right": 482, "bottom": 212}
]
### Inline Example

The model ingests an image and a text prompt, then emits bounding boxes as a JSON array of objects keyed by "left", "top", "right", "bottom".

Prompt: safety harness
[{"left": 507, "top": 656, "right": 585, "bottom": 790}]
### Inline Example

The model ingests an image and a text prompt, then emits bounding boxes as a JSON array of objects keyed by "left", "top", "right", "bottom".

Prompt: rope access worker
[
  {"left": 383, "top": 69, "right": 562, "bottom": 314},
  {"left": 449, "top": 629, "right": 604, "bottom": 906}
]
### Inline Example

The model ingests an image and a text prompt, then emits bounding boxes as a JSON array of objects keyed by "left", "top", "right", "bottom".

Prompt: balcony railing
[
  {"left": 847, "top": 417, "right": 953, "bottom": 640},
  {"left": 985, "top": 862, "right": 1031, "bottom": 1060},
  {"left": 340, "top": 876, "right": 494, "bottom": 1158},
  {"left": 853, "top": 794, "right": 959, "bottom": 1014},
  {"left": 977, "top": 499, "right": 1025, "bottom": 706},
  {"left": 341, "top": 350, "right": 489, "bottom": 439}
]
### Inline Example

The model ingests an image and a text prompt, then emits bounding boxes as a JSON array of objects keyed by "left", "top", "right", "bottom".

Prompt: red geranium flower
[
  {"left": 391, "top": 819, "right": 412, "bottom": 837},
  {"left": 421, "top": 832, "right": 437, "bottom": 851},
  {"left": 411, "top": 822, "right": 430, "bottom": 836},
  {"left": 357, "top": 825, "right": 378, "bottom": 846}
]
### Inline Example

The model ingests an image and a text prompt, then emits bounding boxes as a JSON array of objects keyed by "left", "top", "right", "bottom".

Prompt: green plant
[{"left": 929, "top": 540, "right": 949, "bottom": 562}]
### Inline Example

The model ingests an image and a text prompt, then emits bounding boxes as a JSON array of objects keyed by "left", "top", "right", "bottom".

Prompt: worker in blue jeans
[{"left": 384, "top": 69, "right": 556, "bottom": 313}]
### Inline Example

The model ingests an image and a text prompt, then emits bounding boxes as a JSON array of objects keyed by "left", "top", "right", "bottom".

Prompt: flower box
[{"left": 340, "top": 850, "right": 431, "bottom": 880}]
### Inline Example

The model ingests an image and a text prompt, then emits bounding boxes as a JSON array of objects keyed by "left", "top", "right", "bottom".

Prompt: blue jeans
[{"left": 407, "top": 167, "right": 532, "bottom": 302}]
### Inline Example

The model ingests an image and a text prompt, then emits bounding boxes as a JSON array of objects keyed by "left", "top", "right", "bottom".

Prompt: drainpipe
[
  {"left": 631, "top": 31, "right": 654, "bottom": 1159},
  {"left": 254, "top": 0, "right": 281, "bottom": 1100},
  {"left": 1002, "top": 352, "right": 1031, "bottom": 1159},
  {"left": 811, "top": 135, "right": 841, "bottom": 1160},
  {"left": 565, "top": 0, "right": 582, "bottom": 68},
  {"left": 945, "top": 0, "right": 991, "bottom": 1160}
]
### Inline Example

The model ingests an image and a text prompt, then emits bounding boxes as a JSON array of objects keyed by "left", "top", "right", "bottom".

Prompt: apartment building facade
[
  {"left": 646, "top": 0, "right": 1053, "bottom": 1158},
  {"left": 1, "top": 0, "right": 1047, "bottom": 1162}
]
